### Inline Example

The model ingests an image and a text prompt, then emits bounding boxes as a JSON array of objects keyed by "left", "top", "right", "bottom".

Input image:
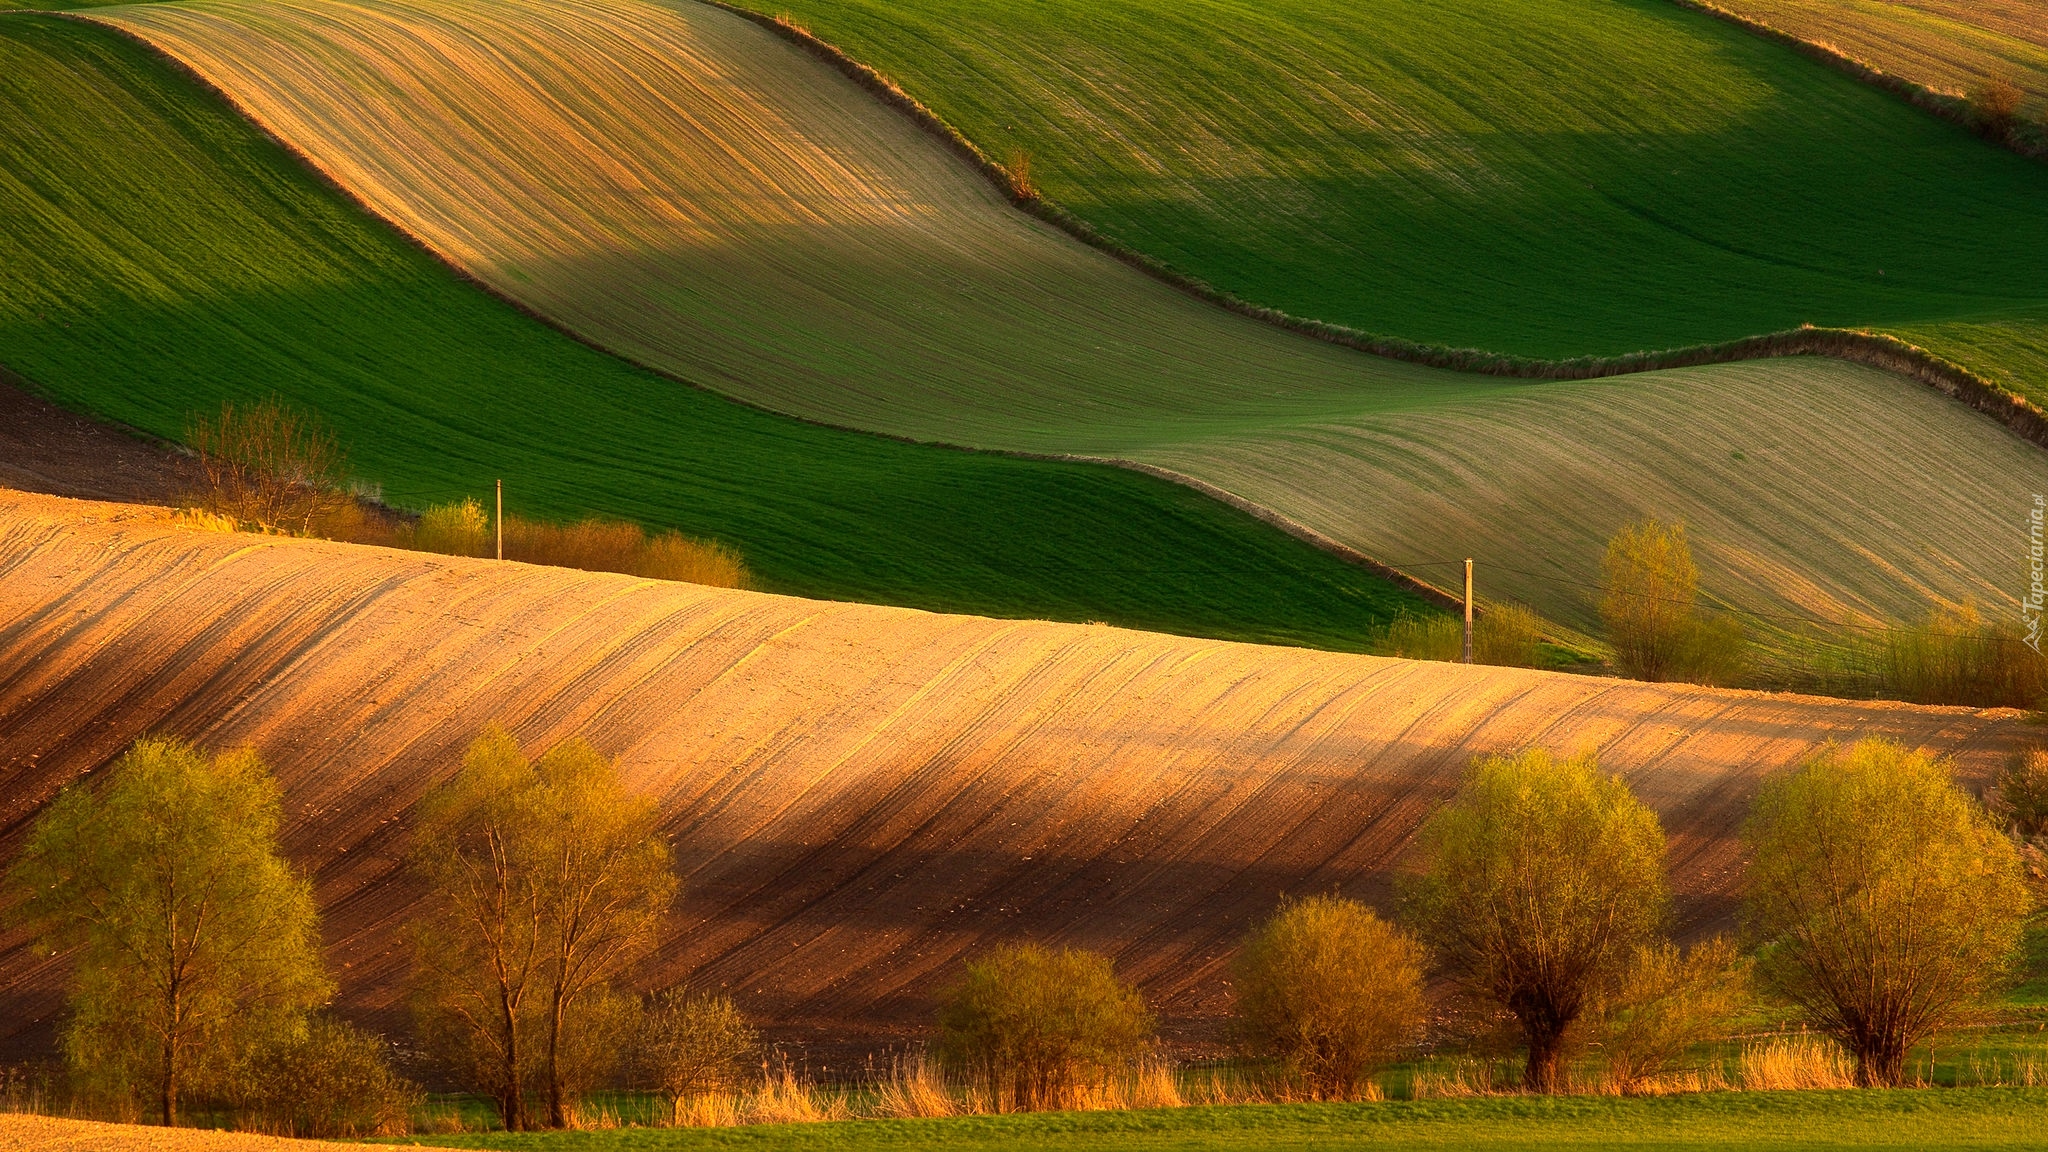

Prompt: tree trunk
[
  {"left": 1524, "top": 1024, "right": 1564, "bottom": 1093},
  {"left": 1855, "top": 1033, "right": 1908, "bottom": 1088},
  {"left": 160, "top": 1035, "right": 177, "bottom": 1128},
  {"left": 546, "top": 989, "right": 567, "bottom": 1128},
  {"left": 501, "top": 1011, "right": 524, "bottom": 1131}
]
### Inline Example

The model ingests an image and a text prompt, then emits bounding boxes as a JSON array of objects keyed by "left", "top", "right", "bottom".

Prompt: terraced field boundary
[
  {"left": 723, "top": 0, "right": 2048, "bottom": 453},
  {"left": 1669, "top": 0, "right": 2048, "bottom": 161}
]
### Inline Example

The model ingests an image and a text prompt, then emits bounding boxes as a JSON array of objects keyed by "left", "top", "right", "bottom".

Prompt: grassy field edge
[
  {"left": 712, "top": 0, "right": 2048, "bottom": 456},
  {"left": 1668, "top": 0, "right": 2048, "bottom": 161}
]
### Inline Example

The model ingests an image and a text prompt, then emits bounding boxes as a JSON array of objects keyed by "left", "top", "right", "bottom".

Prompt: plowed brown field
[
  {"left": 0, "top": 1116, "right": 375, "bottom": 1152},
  {"left": 0, "top": 490, "right": 2029, "bottom": 1056}
]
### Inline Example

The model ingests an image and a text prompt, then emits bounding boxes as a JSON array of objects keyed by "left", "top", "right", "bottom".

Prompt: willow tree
[
  {"left": 1403, "top": 748, "right": 1669, "bottom": 1092},
  {"left": 408, "top": 726, "right": 676, "bottom": 1129},
  {"left": 6, "top": 738, "right": 331, "bottom": 1125},
  {"left": 1744, "top": 740, "right": 2029, "bottom": 1086}
]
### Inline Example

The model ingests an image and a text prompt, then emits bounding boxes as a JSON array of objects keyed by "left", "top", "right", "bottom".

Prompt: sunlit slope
[
  {"left": 0, "top": 12, "right": 1441, "bottom": 649},
  {"left": 1714, "top": 0, "right": 2048, "bottom": 104},
  {"left": 0, "top": 492, "right": 2025, "bottom": 1047},
  {"left": 764, "top": 0, "right": 2048, "bottom": 398},
  {"left": 95, "top": 0, "right": 2048, "bottom": 642}
]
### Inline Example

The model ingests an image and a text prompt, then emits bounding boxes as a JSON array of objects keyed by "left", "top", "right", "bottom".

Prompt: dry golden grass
[
  {"left": 90, "top": 0, "right": 2048, "bottom": 660},
  {"left": 0, "top": 489, "right": 2031, "bottom": 1051}
]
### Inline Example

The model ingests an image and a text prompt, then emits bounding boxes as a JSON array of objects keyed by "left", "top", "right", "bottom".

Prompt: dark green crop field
[
  {"left": 0, "top": 13, "right": 1437, "bottom": 647},
  {"left": 767, "top": 0, "right": 2048, "bottom": 399},
  {"left": 382, "top": 1089, "right": 2048, "bottom": 1151}
]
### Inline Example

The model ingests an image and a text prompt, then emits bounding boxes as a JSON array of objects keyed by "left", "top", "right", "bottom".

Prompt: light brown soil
[
  {"left": 0, "top": 1115, "right": 379, "bottom": 1152},
  {"left": 0, "top": 490, "right": 2029, "bottom": 1065}
]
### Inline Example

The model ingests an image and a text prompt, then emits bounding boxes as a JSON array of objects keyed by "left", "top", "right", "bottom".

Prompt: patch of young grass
[
  {"left": 378, "top": 1088, "right": 2048, "bottom": 1150},
  {"left": 0, "top": 12, "right": 1439, "bottom": 648},
  {"left": 763, "top": 0, "right": 2048, "bottom": 397}
]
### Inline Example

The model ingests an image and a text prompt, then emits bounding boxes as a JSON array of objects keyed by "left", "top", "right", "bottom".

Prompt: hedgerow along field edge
[
  {"left": 85, "top": 0, "right": 2048, "bottom": 661},
  {"left": 0, "top": 11, "right": 1446, "bottom": 650},
  {"left": 757, "top": 0, "right": 2048, "bottom": 399}
]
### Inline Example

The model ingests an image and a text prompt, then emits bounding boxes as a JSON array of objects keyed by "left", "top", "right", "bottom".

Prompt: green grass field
[
  {"left": 81, "top": 0, "right": 2048, "bottom": 664},
  {"left": 379, "top": 1090, "right": 2048, "bottom": 1150},
  {"left": 0, "top": 12, "right": 1442, "bottom": 649},
  {"left": 765, "top": 0, "right": 2048, "bottom": 400}
]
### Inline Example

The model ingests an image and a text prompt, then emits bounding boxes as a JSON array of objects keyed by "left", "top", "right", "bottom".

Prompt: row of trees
[
  {"left": 4, "top": 729, "right": 742, "bottom": 1133},
  {"left": 931, "top": 740, "right": 2033, "bottom": 1102},
  {"left": 8, "top": 731, "right": 2034, "bottom": 1127}
]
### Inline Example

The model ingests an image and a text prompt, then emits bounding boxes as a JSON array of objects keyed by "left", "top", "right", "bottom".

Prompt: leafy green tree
[
  {"left": 1598, "top": 937, "right": 1749, "bottom": 1093},
  {"left": 408, "top": 726, "right": 676, "bottom": 1129},
  {"left": 1232, "top": 895, "right": 1427, "bottom": 1099},
  {"left": 5, "top": 737, "right": 331, "bottom": 1126},
  {"left": 1743, "top": 739, "right": 2030, "bottom": 1086},
  {"left": 938, "top": 943, "right": 1153, "bottom": 1110},
  {"left": 1403, "top": 748, "right": 1669, "bottom": 1092}
]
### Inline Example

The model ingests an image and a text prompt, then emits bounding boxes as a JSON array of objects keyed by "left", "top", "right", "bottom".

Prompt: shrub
[
  {"left": 1232, "top": 896, "right": 1427, "bottom": 1099},
  {"left": 1742, "top": 739, "right": 2030, "bottom": 1086},
  {"left": 639, "top": 531, "right": 751, "bottom": 589},
  {"left": 4, "top": 738, "right": 332, "bottom": 1126},
  {"left": 1884, "top": 603, "right": 2048, "bottom": 708},
  {"left": 1972, "top": 76, "right": 2024, "bottom": 132},
  {"left": 185, "top": 399, "right": 352, "bottom": 535},
  {"left": 636, "top": 989, "right": 758, "bottom": 1123},
  {"left": 1402, "top": 748, "right": 1669, "bottom": 1092},
  {"left": 1384, "top": 604, "right": 1540, "bottom": 667},
  {"left": 937, "top": 943, "right": 1154, "bottom": 1110},
  {"left": 1997, "top": 747, "right": 2048, "bottom": 840},
  {"left": 1477, "top": 603, "right": 1542, "bottom": 668},
  {"left": 1599, "top": 937, "right": 1748, "bottom": 1094},
  {"left": 230, "top": 1016, "right": 419, "bottom": 1138},
  {"left": 1599, "top": 521, "right": 1747, "bottom": 685},
  {"left": 412, "top": 498, "right": 492, "bottom": 557},
  {"left": 1601, "top": 520, "right": 1699, "bottom": 682}
]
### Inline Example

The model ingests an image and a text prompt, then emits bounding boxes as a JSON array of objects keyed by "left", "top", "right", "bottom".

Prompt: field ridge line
[{"left": 708, "top": 0, "right": 2048, "bottom": 455}]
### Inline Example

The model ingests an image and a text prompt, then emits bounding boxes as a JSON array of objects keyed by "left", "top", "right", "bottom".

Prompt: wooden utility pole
[
  {"left": 495, "top": 478, "right": 503, "bottom": 562},
  {"left": 1462, "top": 558, "right": 1474, "bottom": 664}
]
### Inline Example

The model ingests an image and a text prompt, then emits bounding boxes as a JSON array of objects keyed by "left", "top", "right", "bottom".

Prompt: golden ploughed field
[
  {"left": 0, "top": 490, "right": 2028, "bottom": 1049},
  {"left": 87, "top": 0, "right": 2048, "bottom": 643},
  {"left": 0, "top": 1115, "right": 371, "bottom": 1151}
]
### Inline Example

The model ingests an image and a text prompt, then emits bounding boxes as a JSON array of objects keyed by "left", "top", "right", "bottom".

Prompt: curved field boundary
[
  {"left": 1669, "top": 0, "right": 2048, "bottom": 160},
  {"left": 0, "top": 490, "right": 2030, "bottom": 1050},
  {"left": 86, "top": 0, "right": 2048, "bottom": 650},
  {"left": 725, "top": 0, "right": 2048, "bottom": 453}
]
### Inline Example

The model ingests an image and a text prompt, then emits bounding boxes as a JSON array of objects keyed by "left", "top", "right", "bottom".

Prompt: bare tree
[{"left": 185, "top": 399, "right": 351, "bottom": 535}]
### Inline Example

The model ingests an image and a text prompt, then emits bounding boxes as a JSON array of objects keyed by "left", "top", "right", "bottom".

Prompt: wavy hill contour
[
  {"left": 86, "top": 0, "right": 2048, "bottom": 657},
  {"left": 0, "top": 490, "right": 2028, "bottom": 1055}
]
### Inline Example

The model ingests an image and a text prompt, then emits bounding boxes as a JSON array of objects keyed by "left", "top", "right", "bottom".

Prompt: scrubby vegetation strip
[{"left": 718, "top": 0, "right": 2048, "bottom": 454}]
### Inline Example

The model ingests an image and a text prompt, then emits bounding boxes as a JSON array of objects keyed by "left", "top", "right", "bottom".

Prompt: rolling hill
[
  {"left": 85, "top": 0, "right": 2048, "bottom": 661},
  {"left": 1709, "top": 0, "right": 2048, "bottom": 105},
  {"left": 0, "top": 10, "right": 1444, "bottom": 650},
  {"left": 0, "top": 490, "right": 2029, "bottom": 1054},
  {"left": 757, "top": 0, "right": 2048, "bottom": 400}
]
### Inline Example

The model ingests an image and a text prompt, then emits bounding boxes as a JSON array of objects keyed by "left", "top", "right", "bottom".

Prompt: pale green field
[{"left": 91, "top": 0, "right": 2048, "bottom": 653}]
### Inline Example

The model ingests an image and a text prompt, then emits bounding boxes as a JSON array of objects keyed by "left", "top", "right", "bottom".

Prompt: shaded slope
[
  {"left": 0, "top": 12, "right": 1440, "bottom": 649},
  {"left": 0, "top": 491, "right": 2027, "bottom": 1053},
  {"left": 90, "top": 0, "right": 2048, "bottom": 652},
  {"left": 762, "top": 0, "right": 2048, "bottom": 397}
]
